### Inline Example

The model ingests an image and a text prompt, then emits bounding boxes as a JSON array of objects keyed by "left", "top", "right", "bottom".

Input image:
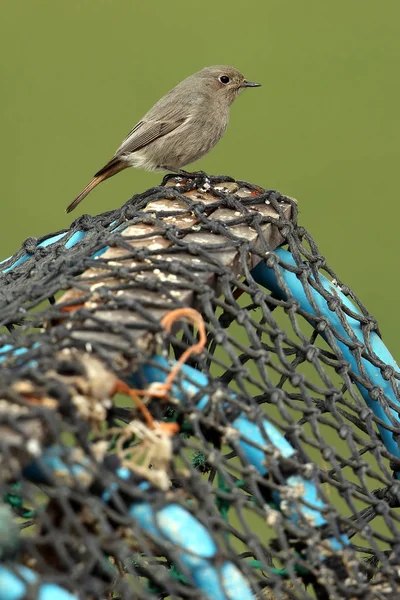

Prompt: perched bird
[{"left": 66, "top": 65, "right": 260, "bottom": 213}]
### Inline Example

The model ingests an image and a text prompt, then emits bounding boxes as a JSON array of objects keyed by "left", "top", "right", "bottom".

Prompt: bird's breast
[{"left": 139, "top": 109, "right": 230, "bottom": 170}]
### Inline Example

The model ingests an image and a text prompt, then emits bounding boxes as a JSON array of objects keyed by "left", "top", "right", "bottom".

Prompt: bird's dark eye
[{"left": 219, "top": 75, "right": 230, "bottom": 84}]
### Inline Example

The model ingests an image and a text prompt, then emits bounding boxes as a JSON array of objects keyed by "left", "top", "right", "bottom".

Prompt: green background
[{"left": 1, "top": 0, "right": 399, "bottom": 357}]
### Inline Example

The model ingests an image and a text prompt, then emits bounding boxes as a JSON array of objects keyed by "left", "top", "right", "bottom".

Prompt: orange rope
[
  {"left": 160, "top": 307, "right": 207, "bottom": 391},
  {"left": 112, "top": 308, "right": 206, "bottom": 429}
]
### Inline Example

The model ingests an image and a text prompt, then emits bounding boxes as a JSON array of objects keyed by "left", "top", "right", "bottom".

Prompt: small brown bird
[{"left": 67, "top": 65, "right": 261, "bottom": 213}]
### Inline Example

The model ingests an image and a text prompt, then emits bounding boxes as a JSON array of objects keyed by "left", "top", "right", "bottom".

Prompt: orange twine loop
[
  {"left": 160, "top": 307, "right": 207, "bottom": 392},
  {"left": 113, "top": 307, "right": 206, "bottom": 431}
]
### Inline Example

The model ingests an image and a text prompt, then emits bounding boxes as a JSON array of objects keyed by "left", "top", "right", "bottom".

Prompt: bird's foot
[
  {"left": 161, "top": 169, "right": 208, "bottom": 186},
  {"left": 161, "top": 172, "right": 182, "bottom": 185},
  {"left": 181, "top": 169, "right": 208, "bottom": 179}
]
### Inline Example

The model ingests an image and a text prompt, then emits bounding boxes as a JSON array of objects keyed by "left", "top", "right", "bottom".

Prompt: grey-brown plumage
[{"left": 67, "top": 66, "right": 261, "bottom": 213}]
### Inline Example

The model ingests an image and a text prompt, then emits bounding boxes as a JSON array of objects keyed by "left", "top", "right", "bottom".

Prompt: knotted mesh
[{"left": 0, "top": 175, "right": 399, "bottom": 600}]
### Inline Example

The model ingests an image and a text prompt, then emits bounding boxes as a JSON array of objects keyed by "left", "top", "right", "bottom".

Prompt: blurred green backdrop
[{"left": 0, "top": 0, "right": 399, "bottom": 357}]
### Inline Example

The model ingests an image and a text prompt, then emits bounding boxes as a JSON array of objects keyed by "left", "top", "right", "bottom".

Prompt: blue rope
[
  {"left": 23, "top": 448, "right": 255, "bottom": 600},
  {"left": 0, "top": 565, "right": 77, "bottom": 600},
  {"left": 252, "top": 249, "right": 400, "bottom": 464}
]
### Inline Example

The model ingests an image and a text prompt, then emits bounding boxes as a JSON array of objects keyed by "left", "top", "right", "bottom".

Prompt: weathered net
[{"left": 0, "top": 175, "right": 399, "bottom": 600}]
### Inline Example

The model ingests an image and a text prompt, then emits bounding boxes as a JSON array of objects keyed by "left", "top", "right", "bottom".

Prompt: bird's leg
[
  {"left": 161, "top": 168, "right": 208, "bottom": 186},
  {"left": 161, "top": 169, "right": 187, "bottom": 186},
  {"left": 174, "top": 168, "right": 208, "bottom": 178}
]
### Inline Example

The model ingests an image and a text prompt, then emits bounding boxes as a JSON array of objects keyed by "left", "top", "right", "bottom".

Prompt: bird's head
[{"left": 197, "top": 65, "right": 261, "bottom": 105}]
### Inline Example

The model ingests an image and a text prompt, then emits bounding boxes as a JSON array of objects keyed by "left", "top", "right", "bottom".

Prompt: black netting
[{"left": 0, "top": 175, "right": 400, "bottom": 600}]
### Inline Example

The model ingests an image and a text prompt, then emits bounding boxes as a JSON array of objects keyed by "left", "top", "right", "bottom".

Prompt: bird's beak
[{"left": 243, "top": 80, "right": 261, "bottom": 88}]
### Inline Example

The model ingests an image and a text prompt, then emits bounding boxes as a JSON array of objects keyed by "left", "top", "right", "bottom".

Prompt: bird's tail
[{"left": 66, "top": 158, "right": 128, "bottom": 213}]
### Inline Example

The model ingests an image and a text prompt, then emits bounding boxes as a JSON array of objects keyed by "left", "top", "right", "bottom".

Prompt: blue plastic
[
  {"left": 132, "top": 357, "right": 210, "bottom": 410},
  {"left": 23, "top": 446, "right": 90, "bottom": 484},
  {"left": 1, "top": 219, "right": 120, "bottom": 274},
  {"left": 129, "top": 503, "right": 217, "bottom": 558},
  {"left": 65, "top": 231, "right": 86, "bottom": 249},
  {"left": 231, "top": 412, "right": 294, "bottom": 474},
  {"left": 133, "top": 355, "right": 349, "bottom": 551},
  {"left": 2, "top": 231, "right": 70, "bottom": 274},
  {"left": 22, "top": 447, "right": 255, "bottom": 600},
  {"left": 0, "top": 565, "right": 77, "bottom": 600},
  {"left": 272, "top": 475, "right": 326, "bottom": 528},
  {"left": 251, "top": 249, "right": 400, "bottom": 461},
  {"left": 180, "top": 559, "right": 255, "bottom": 600},
  {"left": 129, "top": 501, "right": 255, "bottom": 600}
]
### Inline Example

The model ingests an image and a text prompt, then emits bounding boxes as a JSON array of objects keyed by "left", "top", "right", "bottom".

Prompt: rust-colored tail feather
[{"left": 66, "top": 158, "right": 127, "bottom": 213}]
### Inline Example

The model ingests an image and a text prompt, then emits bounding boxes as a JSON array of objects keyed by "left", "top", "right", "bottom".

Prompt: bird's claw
[{"left": 161, "top": 169, "right": 209, "bottom": 187}]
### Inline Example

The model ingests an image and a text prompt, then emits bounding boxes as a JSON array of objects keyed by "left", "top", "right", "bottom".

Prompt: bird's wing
[{"left": 115, "top": 117, "right": 188, "bottom": 156}]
